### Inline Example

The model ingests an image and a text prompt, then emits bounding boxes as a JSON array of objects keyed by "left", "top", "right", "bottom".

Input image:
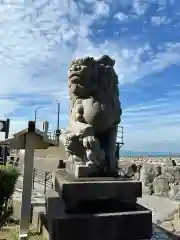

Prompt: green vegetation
[
  {"left": 0, "top": 165, "right": 20, "bottom": 228},
  {"left": 0, "top": 225, "right": 47, "bottom": 239}
]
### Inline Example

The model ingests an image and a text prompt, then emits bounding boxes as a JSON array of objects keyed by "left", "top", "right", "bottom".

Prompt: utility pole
[
  {"left": 34, "top": 110, "right": 37, "bottom": 124},
  {"left": 55, "top": 102, "right": 61, "bottom": 143},
  {"left": 3, "top": 118, "right": 10, "bottom": 165},
  {"left": 57, "top": 102, "right": 60, "bottom": 131}
]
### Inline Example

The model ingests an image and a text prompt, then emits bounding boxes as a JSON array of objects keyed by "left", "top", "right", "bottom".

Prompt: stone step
[
  {"left": 31, "top": 204, "right": 178, "bottom": 240},
  {"left": 55, "top": 169, "right": 142, "bottom": 209}
]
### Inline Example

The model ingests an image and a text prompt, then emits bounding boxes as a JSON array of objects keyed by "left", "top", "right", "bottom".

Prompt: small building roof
[{"left": 0, "top": 121, "right": 58, "bottom": 149}]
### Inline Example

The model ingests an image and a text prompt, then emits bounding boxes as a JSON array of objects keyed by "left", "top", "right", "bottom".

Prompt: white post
[{"left": 19, "top": 129, "right": 35, "bottom": 238}]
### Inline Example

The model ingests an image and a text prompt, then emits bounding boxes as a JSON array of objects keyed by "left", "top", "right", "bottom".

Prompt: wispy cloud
[
  {"left": 122, "top": 95, "right": 180, "bottom": 152},
  {"left": 0, "top": 0, "right": 180, "bottom": 152},
  {"left": 151, "top": 16, "right": 171, "bottom": 25},
  {"left": 114, "top": 12, "right": 128, "bottom": 21}
]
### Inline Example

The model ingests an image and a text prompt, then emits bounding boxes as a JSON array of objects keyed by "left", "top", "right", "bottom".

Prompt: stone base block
[
  {"left": 46, "top": 190, "right": 152, "bottom": 240},
  {"left": 65, "top": 161, "right": 117, "bottom": 178},
  {"left": 66, "top": 161, "right": 91, "bottom": 178},
  {"left": 55, "top": 169, "right": 142, "bottom": 212}
]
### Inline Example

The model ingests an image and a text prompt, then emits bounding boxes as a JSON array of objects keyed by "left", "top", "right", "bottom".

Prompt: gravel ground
[{"left": 138, "top": 195, "right": 179, "bottom": 223}]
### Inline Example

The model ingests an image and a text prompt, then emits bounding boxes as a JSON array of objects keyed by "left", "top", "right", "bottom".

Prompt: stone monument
[
  {"left": 46, "top": 56, "right": 152, "bottom": 240},
  {"left": 60, "top": 55, "right": 121, "bottom": 177}
]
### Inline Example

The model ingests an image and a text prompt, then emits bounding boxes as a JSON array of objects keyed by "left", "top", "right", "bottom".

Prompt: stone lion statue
[{"left": 61, "top": 55, "right": 122, "bottom": 176}]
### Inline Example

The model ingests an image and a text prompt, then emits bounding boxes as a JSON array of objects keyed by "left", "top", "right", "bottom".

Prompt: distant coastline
[{"left": 120, "top": 150, "right": 180, "bottom": 157}]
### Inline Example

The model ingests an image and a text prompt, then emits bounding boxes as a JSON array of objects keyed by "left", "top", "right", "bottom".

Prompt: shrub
[{"left": 0, "top": 165, "right": 20, "bottom": 228}]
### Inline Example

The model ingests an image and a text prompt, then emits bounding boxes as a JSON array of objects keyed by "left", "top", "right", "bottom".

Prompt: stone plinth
[
  {"left": 44, "top": 54, "right": 152, "bottom": 239},
  {"left": 46, "top": 190, "right": 152, "bottom": 240},
  {"left": 55, "top": 169, "right": 142, "bottom": 212},
  {"left": 46, "top": 167, "right": 152, "bottom": 239}
]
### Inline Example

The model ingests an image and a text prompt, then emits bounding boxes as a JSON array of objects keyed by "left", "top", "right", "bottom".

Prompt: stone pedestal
[
  {"left": 45, "top": 166, "right": 152, "bottom": 240},
  {"left": 55, "top": 169, "right": 142, "bottom": 212},
  {"left": 46, "top": 190, "right": 152, "bottom": 240}
]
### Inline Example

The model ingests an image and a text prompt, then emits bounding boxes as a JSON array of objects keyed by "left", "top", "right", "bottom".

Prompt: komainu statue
[{"left": 60, "top": 55, "right": 122, "bottom": 177}]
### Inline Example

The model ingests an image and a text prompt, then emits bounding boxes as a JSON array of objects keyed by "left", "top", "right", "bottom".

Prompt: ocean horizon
[{"left": 120, "top": 150, "right": 180, "bottom": 157}]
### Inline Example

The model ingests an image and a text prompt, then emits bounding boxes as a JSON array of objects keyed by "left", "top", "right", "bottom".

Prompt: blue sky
[{"left": 0, "top": 0, "right": 180, "bottom": 153}]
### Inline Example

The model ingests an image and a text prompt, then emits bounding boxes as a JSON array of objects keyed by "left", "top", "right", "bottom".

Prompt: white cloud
[
  {"left": 121, "top": 97, "right": 180, "bottom": 152},
  {"left": 0, "top": 0, "right": 180, "bottom": 153},
  {"left": 114, "top": 12, "right": 128, "bottom": 21},
  {"left": 71, "top": 38, "right": 180, "bottom": 85},
  {"left": 93, "top": 1, "right": 110, "bottom": 17},
  {"left": 0, "top": 1, "right": 111, "bottom": 99},
  {"left": 0, "top": 1, "right": 179, "bottom": 95},
  {"left": 151, "top": 16, "right": 171, "bottom": 25},
  {"left": 132, "top": 0, "right": 149, "bottom": 16},
  {"left": 117, "top": 42, "right": 180, "bottom": 83},
  {"left": 72, "top": 39, "right": 180, "bottom": 86}
]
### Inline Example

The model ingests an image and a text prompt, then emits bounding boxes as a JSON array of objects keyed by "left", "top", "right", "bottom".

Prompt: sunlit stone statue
[
  {"left": 60, "top": 55, "right": 122, "bottom": 177},
  {"left": 50, "top": 57, "right": 152, "bottom": 240}
]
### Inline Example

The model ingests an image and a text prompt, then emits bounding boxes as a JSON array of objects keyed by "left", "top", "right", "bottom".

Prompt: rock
[
  {"left": 142, "top": 185, "right": 153, "bottom": 195},
  {"left": 134, "top": 171, "right": 140, "bottom": 181},
  {"left": 140, "top": 164, "right": 156, "bottom": 186},
  {"left": 163, "top": 166, "right": 175, "bottom": 176},
  {"left": 153, "top": 174, "right": 170, "bottom": 197},
  {"left": 172, "top": 167, "right": 180, "bottom": 183},
  {"left": 163, "top": 158, "right": 175, "bottom": 167},
  {"left": 169, "top": 183, "right": 180, "bottom": 200},
  {"left": 126, "top": 164, "right": 137, "bottom": 178}
]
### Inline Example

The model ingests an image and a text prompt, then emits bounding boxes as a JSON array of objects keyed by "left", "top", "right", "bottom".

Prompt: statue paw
[
  {"left": 86, "top": 160, "right": 94, "bottom": 167},
  {"left": 82, "top": 136, "right": 97, "bottom": 149}
]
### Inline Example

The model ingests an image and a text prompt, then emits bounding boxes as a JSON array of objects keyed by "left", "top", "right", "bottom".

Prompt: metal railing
[
  {"left": 117, "top": 125, "right": 124, "bottom": 147},
  {"left": 32, "top": 168, "right": 53, "bottom": 194},
  {"left": 47, "top": 131, "right": 57, "bottom": 140},
  {"left": 47, "top": 129, "right": 62, "bottom": 141},
  {"left": 1, "top": 156, "right": 53, "bottom": 195}
]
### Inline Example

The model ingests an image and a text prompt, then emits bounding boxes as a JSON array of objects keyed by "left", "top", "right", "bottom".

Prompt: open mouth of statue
[
  {"left": 69, "top": 72, "right": 81, "bottom": 83},
  {"left": 77, "top": 84, "right": 85, "bottom": 89}
]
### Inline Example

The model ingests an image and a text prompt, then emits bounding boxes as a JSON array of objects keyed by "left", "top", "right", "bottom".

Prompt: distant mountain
[{"left": 120, "top": 150, "right": 180, "bottom": 157}]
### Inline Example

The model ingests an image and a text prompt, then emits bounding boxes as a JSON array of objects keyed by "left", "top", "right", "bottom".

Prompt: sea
[{"left": 120, "top": 150, "right": 180, "bottom": 157}]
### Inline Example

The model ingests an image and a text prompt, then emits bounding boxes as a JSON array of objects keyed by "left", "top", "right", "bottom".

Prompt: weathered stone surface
[
  {"left": 169, "top": 183, "right": 180, "bottom": 200},
  {"left": 46, "top": 190, "right": 152, "bottom": 240},
  {"left": 153, "top": 174, "right": 170, "bottom": 197},
  {"left": 163, "top": 158, "right": 176, "bottom": 167},
  {"left": 162, "top": 167, "right": 175, "bottom": 175},
  {"left": 140, "top": 164, "right": 156, "bottom": 186},
  {"left": 54, "top": 169, "right": 142, "bottom": 212},
  {"left": 66, "top": 161, "right": 99, "bottom": 178},
  {"left": 172, "top": 167, "right": 180, "bottom": 184},
  {"left": 143, "top": 185, "right": 153, "bottom": 195},
  {"left": 45, "top": 56, "right": 152, "bottom": 240},
  {"left": 60, "top": 55, "right": 122, "bottom": 177},
  {"left": 163, "top": 166, "right": 180, "bottom": 184}
]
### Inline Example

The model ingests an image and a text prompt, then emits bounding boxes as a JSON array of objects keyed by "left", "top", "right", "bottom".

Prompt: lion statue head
[
  {"left": 68, "top": 55, "right": 122, "bottom": 123},
  {"left": 68, "top": 57, "right": 97, "bottom": 99}
]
